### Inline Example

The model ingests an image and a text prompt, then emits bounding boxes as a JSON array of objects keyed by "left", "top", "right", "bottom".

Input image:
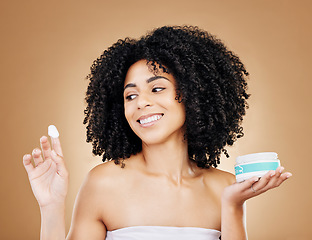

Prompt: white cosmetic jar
[{"left": 234, "top": 152, "right": 280, "bottom": 182}]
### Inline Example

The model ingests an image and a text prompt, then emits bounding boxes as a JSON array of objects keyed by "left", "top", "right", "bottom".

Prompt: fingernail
[
  {"left": 286, "top": 173, "right": 292, "bottom": 178},
  {"left": 32, "top": 149, "right": 39, "bottom": 154},
  {"left": 271, "top": 172, "right": 276, "bottom": 177},
  {"left": 40, "top": 136, "right": 47, "bottom": 142},
  {"left": 279, "top": 167, "right": 285, "bottom": 173},
  {"left": 51, "top": 150, "right": 56, "bottom": 156},
  {"left": 23, "top": 154, "right": 30, "bottom": 160}
]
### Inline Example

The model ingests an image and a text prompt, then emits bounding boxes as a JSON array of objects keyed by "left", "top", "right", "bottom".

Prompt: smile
[{"left": 137, "top": 114, "right": 164, "bottom": 125}]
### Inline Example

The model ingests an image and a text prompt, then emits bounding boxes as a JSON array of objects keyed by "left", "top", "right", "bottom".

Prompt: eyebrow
[{"left": 124, "top": 76, "right": 170, "bottom": 91}]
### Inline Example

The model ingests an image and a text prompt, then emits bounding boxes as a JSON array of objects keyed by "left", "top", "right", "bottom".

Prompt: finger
[
  {"left": 51, "top": 150, "right": 68, "bottom": 178},
  {"left": 282, "top": 172, "right": 292, "bottom": 178},
  {"left": 265, "top": 166, "right": 284, "bottom": 187},
  {"left": 40, "top": 136, "right": 52, "bottom": 161},
  {"left": 51, "top": 137, "right": 63, "bottom": 157},
  {"left": 273, "top": 166, "right": 285, "bottom": 178},
  {"left": 274, "top": 171, "right": 292, "bottom": 187},
  {"left": 23, "top": 154, "right": 34, "bottom": 174},
  {"left": 241, "top": 176, "right": 260, "bottom": 191},
  {"left": 32, "top": 148, "right": 44, "bottom": 167},
  {"left": 48, "top": 125, "right": 63, "bottom": 157},
  {"left": 252, "top": 170, "right": 276, "bottom": 192}
]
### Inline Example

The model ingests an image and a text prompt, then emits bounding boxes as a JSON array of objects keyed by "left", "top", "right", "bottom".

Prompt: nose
[{"left": 137, "top": 93, "right": 152, "bottom": 109}]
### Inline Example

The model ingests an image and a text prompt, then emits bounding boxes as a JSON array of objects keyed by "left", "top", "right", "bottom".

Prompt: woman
[{"left": 23, "top": 26, "right": 292, "bottom": 240}]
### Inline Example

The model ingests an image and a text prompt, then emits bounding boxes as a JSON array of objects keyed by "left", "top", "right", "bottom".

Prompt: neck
[{"left": 140, "top": 137, "right": 197, "bottom": 184}]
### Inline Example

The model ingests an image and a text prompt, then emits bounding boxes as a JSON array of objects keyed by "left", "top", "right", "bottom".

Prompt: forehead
[{"left": 124, "top": 60, "right": 174, "bottom": 86}]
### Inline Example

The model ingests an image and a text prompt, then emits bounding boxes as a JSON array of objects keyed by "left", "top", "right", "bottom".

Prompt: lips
[{"left": 137, "top": 113, "right": 164, "bottom": 125}]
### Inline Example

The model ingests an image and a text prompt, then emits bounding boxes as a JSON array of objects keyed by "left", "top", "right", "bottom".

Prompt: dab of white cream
[{"left": 48, "top": 125, "right": 59, "bottom": 138}]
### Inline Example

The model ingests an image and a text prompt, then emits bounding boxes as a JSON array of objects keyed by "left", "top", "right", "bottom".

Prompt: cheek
[
  {"left": 173, "top": 102, "right": 186, "bottom": 122},
  {"left": 124, "top": 104, "right": 135, "bottom": 124},
  {"left": 124, "top": 104, "right": 130, "bottom": 123}
]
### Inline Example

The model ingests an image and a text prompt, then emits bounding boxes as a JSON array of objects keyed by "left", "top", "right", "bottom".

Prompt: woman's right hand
[{"left": 23, "top": 132, "right": 69, "bottom": 208}]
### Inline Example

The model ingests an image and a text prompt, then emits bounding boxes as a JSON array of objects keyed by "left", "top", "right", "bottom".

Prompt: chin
[
  {"left": 138, "top": 134, "right": 167, "bottom": 146},
  {"left": 140, "top": 130, "right": 184, "bottom": 146}
]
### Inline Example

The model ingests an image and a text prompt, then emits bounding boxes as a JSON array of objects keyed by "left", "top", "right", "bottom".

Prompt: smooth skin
[{"left": 23, "top": 60, "right": 292, "bottom": 240}]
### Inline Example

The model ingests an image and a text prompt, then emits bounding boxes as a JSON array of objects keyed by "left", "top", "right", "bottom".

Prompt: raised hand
[
  {"left": 23, "top": 126, "right": 69, "bottom": 208},
  {"left": 222, "top": 166, "right": 292, "bottom": 206}
]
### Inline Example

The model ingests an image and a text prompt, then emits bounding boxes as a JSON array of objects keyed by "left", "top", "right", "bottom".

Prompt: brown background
[{"left": 1, "top": 0, "right": 311, "bottom": 239}]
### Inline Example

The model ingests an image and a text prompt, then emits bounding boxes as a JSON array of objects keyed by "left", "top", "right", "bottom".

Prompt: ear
[{"left": 175, "top": 90, "right": 183, "bottom": 103}]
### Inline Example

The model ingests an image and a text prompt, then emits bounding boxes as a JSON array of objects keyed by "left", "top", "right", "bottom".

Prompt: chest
[{"left": 101, "top": 176, "right": 222, "bottom": 231}]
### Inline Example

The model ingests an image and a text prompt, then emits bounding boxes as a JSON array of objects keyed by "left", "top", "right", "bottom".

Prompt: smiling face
[{"left": 123, "top": 60, "right": 186, "bottom": 145}]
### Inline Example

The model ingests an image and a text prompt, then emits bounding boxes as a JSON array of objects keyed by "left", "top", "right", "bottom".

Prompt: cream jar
[{"left": 234, "top": 152, "right": 280, "bottom": 182}]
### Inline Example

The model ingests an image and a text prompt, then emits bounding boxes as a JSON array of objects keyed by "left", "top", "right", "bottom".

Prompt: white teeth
[{"left": 139, "top": 115, "right": 162, "bottom": 124}]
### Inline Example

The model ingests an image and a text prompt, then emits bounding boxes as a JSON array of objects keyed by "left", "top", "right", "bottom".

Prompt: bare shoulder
[
  {"left": 84, "top": 159, "right": 128, "bottom": 190},
  {"left": 74, "top": 159, "right": 125, "bottom": 207},
  {"left": 87, "top": 160, "right": 123, "bottom": 180},
  {"left": 67, "top": 158, "right": 133, "bottom": 239},
  {"left": 83, "top": 153, "right": 142, "bottom": 194},
  {"left": 67, "top": 160, "right": 125, "bottom": 240},
  {"left": 208, "top": 167, "right": 236, "bottom": 184},
  {"left": 201, "top": 167, "right": 236, "bottom": 195}
]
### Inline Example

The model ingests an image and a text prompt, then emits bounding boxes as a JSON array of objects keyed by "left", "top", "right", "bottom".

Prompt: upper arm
[
  {"left": 66, "top": 168, "right": 107, "bottom": 240},
  {"left": 226, "top": 171, "right": 237, "bottom": 185}
]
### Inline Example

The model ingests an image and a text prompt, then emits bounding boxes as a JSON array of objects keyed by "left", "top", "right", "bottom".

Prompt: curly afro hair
[{"left": 83, "top": 25, "right": 250, "bottom": 168}]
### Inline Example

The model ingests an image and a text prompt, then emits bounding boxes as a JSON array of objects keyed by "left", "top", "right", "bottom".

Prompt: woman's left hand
[{"left": 222, "top": 166, "right": 292, "bottom": 206}]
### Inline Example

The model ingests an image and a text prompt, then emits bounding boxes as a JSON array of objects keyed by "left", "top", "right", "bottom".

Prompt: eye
[
  {"left": 125, "top": 94, "right": 137, "bottom": 101},
  {"left": 152, "top": 87, "right": 165, "bottom": 92}
]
